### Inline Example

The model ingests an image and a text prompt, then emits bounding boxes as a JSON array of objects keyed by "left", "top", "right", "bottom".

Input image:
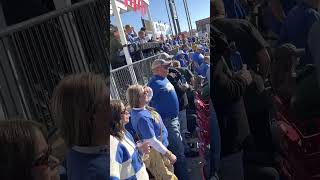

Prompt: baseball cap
[
  {"left": 152, "top": 59, "right": 172, "bottom": 69},
  {"left": 177, "top": 50, "right": 185, "bottom": 55},
  {"left": 158, "top": 53, "right": 174, "bottom": 60},
  {"left": 197, "top": 45, "right": 204, "bottom": 50},
  {"left": 274, "top": 43, "right": 305, "bottom": 59}
]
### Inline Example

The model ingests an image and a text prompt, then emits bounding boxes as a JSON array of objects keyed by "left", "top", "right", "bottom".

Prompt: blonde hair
[
  {"left": 127, "top": 84, "right": 161, "bottom": 123},
  {"left": 127, "top": 84, "right": 143, "bottom": 108},
  {"left": 172, "top": 60, "right": 181, "bottom": 68}
]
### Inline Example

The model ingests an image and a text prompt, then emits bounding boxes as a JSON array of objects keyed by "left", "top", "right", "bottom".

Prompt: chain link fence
[{"left": 110, "top": 54, "right": 162, "bottom": 103}]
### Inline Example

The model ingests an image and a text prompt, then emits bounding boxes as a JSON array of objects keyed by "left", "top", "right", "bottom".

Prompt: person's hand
[
  {"left": 238, "top": 64, "right": 252, "bottom": 85},
  {"left": 32, "top": 162, "right": 60, "bottom": 180},
  {"left": 190, "top": 77, "right": 195, "bottom": 87},
  {"left": 137, "top": 141, "right": 151, "bottom": 155},
  {"left": 169, "top": 72, "right": 177, "bottom": 78},
  {"left": 165, "top": 151, "right": 177, "bottom": 164}
]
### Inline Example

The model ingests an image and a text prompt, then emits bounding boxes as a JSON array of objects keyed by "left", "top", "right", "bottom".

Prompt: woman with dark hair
[
  {"left": 0, "top": 120, "right": 59, "bottom": 180},
  {"left": 50, "top": 72, "right": 109, "bottom": 180},
  {"left": 110, "top": 99, "right": 150, "bottom": 180}
]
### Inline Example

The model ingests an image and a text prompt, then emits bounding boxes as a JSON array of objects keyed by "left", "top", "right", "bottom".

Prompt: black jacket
[
  {"left": 212, "top": 57, "right": 250, "bottom": 157},
  {"left": 167, "top": 68, "right": 189, "bottom": 111}
]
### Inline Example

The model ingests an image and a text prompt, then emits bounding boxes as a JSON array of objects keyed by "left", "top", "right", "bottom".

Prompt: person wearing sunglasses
[
  {"left": 50, "top": 73, "right": 109, "bottom": 180},
  {"left": 0, "top": 119, "right": 60, "bottom": 180},
  {"left": 110, "top": 99, "right": 150, "bottom": 180}
]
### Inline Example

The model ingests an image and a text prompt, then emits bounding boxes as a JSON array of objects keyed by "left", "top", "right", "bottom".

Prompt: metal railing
[
  {"left": 110, "top": 53, "right": 161, "bottom": 103},
  {"left": 0, "top": 0, "right": 109, "bottom": 133}
]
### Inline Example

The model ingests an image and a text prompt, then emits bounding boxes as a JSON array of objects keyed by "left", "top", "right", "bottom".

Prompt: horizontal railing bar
[{"left": 110, "top": 53, "right": 161, "bottom": 73}]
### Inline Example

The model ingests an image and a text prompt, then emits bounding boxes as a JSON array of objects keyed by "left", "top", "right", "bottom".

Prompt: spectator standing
[
  {"left": 176, "top": 50, "right": 188, "bottom": 67},
  {"left": 212, "top": 0, "right": 271, "bottom": 78},
  {"left": 211, "top": 26, "right": 252, "bottom": 180},
  {"left": 192, "top": 45, "right": 205, "bottom": 73},
  {"left": 182, "top": 44, "right": 191, "bottom": 61},
  {"left": 0, "top": 120, "right": 60, "bottom": 180},
  {"left": 50, "top": 73, "right": 109, "bottom": 180},
  {"left": 198, "top": 56, "right": 210, "bottom": 78},
  {"left": 168, "top": 61, "right": 199, "bottom": 157},
  {"left": 148, "top": 59, "right": 189, "bottom": 180},
  {"left": 125, "top": 25, "right": 137, "bottom": 44},
  {"left": 110, "top": 100, "right": 150, "bottom": 180},
  {"left": 136, "top": 30, "right": 148, "bottom": 44},
  {"left": 269, "top": 0, "right": 299, "bottom": 34},
  {"left": 278, "top": 0, "right": 320, "bottom": 65},
  {"left": 126, "top": 85, "right": 178, "bottom": 180},
  {"left": 308, "top": 21, "right": 320, "bottom": 84}
]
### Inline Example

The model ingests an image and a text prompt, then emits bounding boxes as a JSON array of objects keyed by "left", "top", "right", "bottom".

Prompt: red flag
[
  {"left": 133, "top": 0, "right": 137, "bottom": 11},
  {"left": 124, "top": 0, "right": 128, "bottom": 7},
  {"left": 137, "top": 0, "right": 141, "bottom": 10},
  {"left": 129, "top": 0, "right": 132, "bottom": 7}
]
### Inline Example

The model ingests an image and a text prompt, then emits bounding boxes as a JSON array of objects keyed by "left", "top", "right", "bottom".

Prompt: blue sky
[{"left": 111, "top": 0, "right": 210, "bottom": 32}]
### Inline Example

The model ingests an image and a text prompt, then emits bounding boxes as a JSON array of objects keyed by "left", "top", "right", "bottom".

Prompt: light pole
[
  {"left": 182, "top": 0, "right": 193, "bottom": 36},
  {"left": 164, "top": 0, "right": 174, "bottom": 35},
  {"left": 168, "top": 0, "right": 181, "bottom": 35}
]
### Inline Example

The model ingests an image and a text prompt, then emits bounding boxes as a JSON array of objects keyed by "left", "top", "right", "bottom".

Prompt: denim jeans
[
  {"left": 178, "top": 109, "right": 188, "bottom": 134},
  {"left": 210, "top": 102, "right": 221, "bottom": 175},
  {"left": 163, "top": 116, "right": 189, "bottom": 180},
  {"left": 178, "top": 110, "right": 190, "bottom": 151}
]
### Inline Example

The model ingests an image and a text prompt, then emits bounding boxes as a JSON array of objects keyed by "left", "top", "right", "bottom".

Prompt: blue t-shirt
[
  {"left": 65, "top": 148, "right": 109, "bottom": 180},
  {"left": 130, "top": 109, "right": 169, "bottom": 147},
  {"left": 192, "top": 52, "right": 204, "bottom": 66},
  {"left": 278, "top": 2, "right": 320, "bottom": 64},
  {"left": 198, "top": 63, "right": 210, "bottom": 77},
  {"left": 148, "top": 75, "right": 179, "bottom": 120},
  {"left": 183, "top": 50, "right": 190, "bottom": 60},
  {"left": 270, "top": 0, "right": 298, "bottom": 34}
]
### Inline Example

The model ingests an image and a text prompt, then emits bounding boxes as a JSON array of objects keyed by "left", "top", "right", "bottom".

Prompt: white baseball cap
[
  {"left": 197, "top": 45, "right": 204, "bottom": 50},
  {"left": 177, "top": 50, "right": 185, "bottom": 55},
  {"left": 158, "top": 52, "right": 174, "bottom": 60},
  {"left": 151, "top": 59, "right": 172, "bottom": 69}
]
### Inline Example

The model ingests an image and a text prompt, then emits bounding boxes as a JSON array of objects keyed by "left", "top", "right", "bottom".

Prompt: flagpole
[{"left": 164, "top": 0, "right": 174, "bottom": 35}]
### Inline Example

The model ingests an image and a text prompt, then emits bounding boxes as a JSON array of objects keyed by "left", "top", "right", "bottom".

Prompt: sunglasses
[
  {"left": 32, "top": 146, "right": 57, "bottom": 168},
  {"left": 121, "top": 107, "right": 129, "bottom": 115}
]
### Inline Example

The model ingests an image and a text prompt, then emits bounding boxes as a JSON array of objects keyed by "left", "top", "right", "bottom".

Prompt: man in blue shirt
[
  {"left": 198, "top": 56, "right": 210, "bottom": 77},
  {"left": 182, "top": 44, "right": 191, "bottom": 61},
  {"left": 148, "top": 59, "right": 189, "bottom": 180},
  {"left": 270, "top": 0, "right": 299, "bottom": 34},
  {"left": 192, "top": 45, "right": 205, "bottom": 73},
  {"left": 175, "top": 50, "right": 188, "bottom": 67},
  {"left": 278, "top": 0, "right": 320, "bottom": 65},
  {"left": 125, "top": 24, "right": 137, "bottom": 44}
]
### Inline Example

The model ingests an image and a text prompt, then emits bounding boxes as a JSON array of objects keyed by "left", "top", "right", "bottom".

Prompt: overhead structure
[
  {"left": 110, "top": 0, "right": 156, "bottom": 85},
  {"left": 167, "top": 0, "right": 181, "bottom": 35},
  {"left": 110, "top": 0, "right": 155, "bottom": 66}
]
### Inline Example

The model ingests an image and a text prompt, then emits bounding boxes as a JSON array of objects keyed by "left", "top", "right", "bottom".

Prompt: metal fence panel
[
  {"left": 110, "top": 54, "right": 161, "bottom": 103},
  {"left": 0, "top": 0, "right": 109, "bottom": 133}
]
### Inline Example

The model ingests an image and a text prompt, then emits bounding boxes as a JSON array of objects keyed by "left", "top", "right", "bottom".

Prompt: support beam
[{"left": 110, "top": 0, "right": 137, "bottom": 84}]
